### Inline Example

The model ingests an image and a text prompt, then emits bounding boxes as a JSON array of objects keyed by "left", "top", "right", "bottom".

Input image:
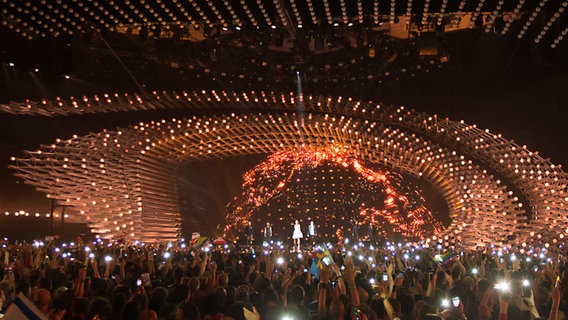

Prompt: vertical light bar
[
  {"left": 421, "top": 0, "right": 432, "bottom": 28},
  {"left": 357, "top": 0, "right": 364, "bottom": 24},
  {"left": 390, "top": 0, "right": 397, "bottom": 23},
  {"left": 405, "top": 0, "right": 414, "bottom": 27},
  {"left": 339, "top": 0, "right": 348, "bottom": 24},
  {"left": 323, "top": 0, "right": 333, "bottom": 25},
  {"left": 373, "top": 0, "right": 380, "bottom": 25}
]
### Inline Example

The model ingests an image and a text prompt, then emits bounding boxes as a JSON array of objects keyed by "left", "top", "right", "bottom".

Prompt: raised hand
[
  {"left": 209, "top": 260, "right": 217, "bottom": 273},
  {"left": 320, "top": 265, "right": 332, "bottom": 284},
  {"left": 386, "top": 261, "right": 394, "bottom": 276},
  {"left": 77, "top": 267, "right": 87, "bottom": 282},
  {"left": 331, "top": 263, "right": 341, "bottom": 277},
  {"left": 494, "top": 256, "right": 505, "bottom": 270},
  {"left": 550, "top": 284, "right": 561, "bottom": 320},
  {"left": 343, "top": 264, "right": 356, "bottom": 286},
  {"left": 394, "top": 273, "right": 404, "bottom": 287},
  {"left": 48, "top": 309, "right": 66, "bottom": 320},
  {"left": 243, "top": 306, "right": 260, "bottom": 320},
  {"left": 248, "top": 264, "right": 256, "bottom": 275}
]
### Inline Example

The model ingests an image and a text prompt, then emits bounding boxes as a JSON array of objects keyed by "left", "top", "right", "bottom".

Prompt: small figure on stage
[
  {"left": 292, "top": 220, "right": 303, "bottom": 252},
  {"left": 308, "top": 220, "right": 317, "bottom": 246},
  {"left": 368, "top": 221, "right": 375, "bottom": 245},
  {"left": 351, "top": 219, "right": 359, "bottom": 242},
  {"left": 263, "top": 222, "right": 273, "bottom": 243},
  {"left": 245, "top": 221, "right": 254, "bottom": 246}
]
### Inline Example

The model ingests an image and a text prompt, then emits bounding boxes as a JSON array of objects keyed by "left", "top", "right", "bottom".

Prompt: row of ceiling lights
[
  {"left": 1, "top": 0, "right": 566, "bottom": 48},
  {"left": 437, "top": 0, "right": 448, "bottom": 26},
  {"left": 451, "top": 0, "right": 467, "bottom": 28},
  {"left": 3, "top": 211, "right": 67, "bottom": 218},
  {"left": 484, "top": 0, "right": 503, "bottom": 32},
  {"left": 551, "top": 27, "right": 568, "bottom": 49},
  {"left": 468, "top": 0, "right": 487, "bottom": 28},
  {"left": 421, "top": 0, "right": 432, "bottom": 26},
  {"left": 501, "top": 0, "right": 525, "bottom": 35},
  {"left": 517, "top": 0, "right": 548, "bottom": 40},
  {"left": 534, "top": 1, "right": 567, "bottom": 44}
]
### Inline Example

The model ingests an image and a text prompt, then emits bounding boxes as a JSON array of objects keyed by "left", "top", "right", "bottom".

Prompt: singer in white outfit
[{"left": 292, "top": 220, "right": 303, "bottom": 251}]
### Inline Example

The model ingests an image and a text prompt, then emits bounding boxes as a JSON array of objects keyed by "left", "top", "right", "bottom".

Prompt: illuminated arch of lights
[{"left": 7, "top": 91, "right": 568, "bottom": 249}]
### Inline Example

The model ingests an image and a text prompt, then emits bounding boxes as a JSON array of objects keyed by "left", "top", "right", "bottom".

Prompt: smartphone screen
[{"left": 452, "top": 297, "right": 460, "bottom": 307}]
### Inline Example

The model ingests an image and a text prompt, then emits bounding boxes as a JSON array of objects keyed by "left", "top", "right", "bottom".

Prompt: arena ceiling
[{"left": 1, "top": 0, "right": 567, "bottom": 46}]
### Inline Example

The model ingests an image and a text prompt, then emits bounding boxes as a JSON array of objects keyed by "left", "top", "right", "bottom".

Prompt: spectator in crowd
[{"left": 0, "top": 236, "right": 564, "bottom": 320}]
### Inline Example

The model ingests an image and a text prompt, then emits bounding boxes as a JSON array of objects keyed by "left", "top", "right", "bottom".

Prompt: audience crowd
[{"left": 0, "top": 238, "right": 566, "bottom": 320}]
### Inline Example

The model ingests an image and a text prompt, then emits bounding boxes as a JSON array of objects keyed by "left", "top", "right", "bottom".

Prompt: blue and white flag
[{"left": 3, "top": 293, "right": 47, "bottom": 320}]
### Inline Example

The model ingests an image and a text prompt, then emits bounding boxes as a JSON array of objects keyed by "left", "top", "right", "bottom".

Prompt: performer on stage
[
  {"left": 263, "top": 222, "right": 273, "bottom": 243},
  {"left": 292, "top": 220, "right": 303, "bottom": 251},
  {"left": 351, "top": 219, "right": 359, "bottom": 242},
  {"left": 245, "top": 221, "right": 254, "bottom": 246},
  {"left": 368, "top": 221, "right": 375, "bottom": 245},
  {"left": 308, "top": 220, "right": 317, "bottom": 246}
]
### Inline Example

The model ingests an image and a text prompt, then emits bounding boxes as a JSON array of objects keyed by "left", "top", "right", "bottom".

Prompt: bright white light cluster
[
  {"left": 7, "top": 91, "right": 568, "bottom": 248},
  {"left": 4, "top": 211, "right": 55, "bottom": 218}
]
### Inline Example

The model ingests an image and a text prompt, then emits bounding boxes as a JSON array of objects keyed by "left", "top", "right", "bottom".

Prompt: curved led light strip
[{"left": 8, "top": 91, "right": 568, "bottom": 249}]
